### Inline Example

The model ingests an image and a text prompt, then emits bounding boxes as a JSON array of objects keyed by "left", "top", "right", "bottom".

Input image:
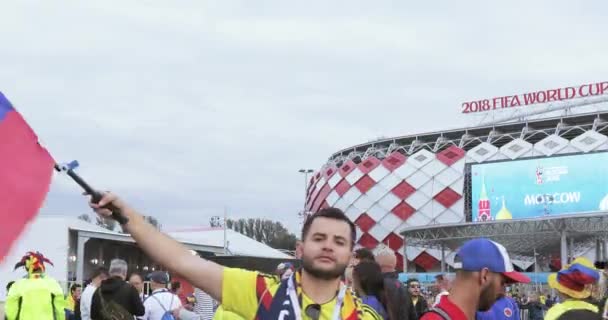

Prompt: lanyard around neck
[{"left": 287, "top": 272, "right": 347, "bottom": 320}]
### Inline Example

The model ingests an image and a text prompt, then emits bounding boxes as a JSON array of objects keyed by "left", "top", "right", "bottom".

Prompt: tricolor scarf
[{"left": 255, "top": 271, "right": 363, "bottom": 320}]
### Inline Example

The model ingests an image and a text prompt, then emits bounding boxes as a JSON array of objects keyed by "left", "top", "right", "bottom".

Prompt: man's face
[
  {"left": 478, "top": 270, "right": 506, "bottom": 311},
  {"left": 435, "top": 277, "right": 447, "bottom": 290},
  {"left": 129, "top": 275, "right": 144, "bottom": 293},
  {"left": 408, "top": 281, "right": 421, "bottom": 296},
  {"left": 74, "top": 287, "right": 82, "bottom": 299},
  {"left": 301, "top": 217, "right": 352, "bottom": 280}
]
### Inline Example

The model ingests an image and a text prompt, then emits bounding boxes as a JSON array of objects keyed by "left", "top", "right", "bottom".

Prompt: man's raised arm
[{"left": 89, "top": 192, "right": 224, "bottom": 302}]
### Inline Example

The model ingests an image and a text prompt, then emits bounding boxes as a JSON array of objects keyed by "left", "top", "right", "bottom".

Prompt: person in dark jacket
[
  {"left": 519, "top": 293, "right": 547, "bottom": 320},
  {"left": 90, "top": 259, "right": 144, "bottom": 320},
  {"left": 407, "top": 278, "right": 428, "bottom": 319},
  {"left": 375, "top": 247, "right": 417, "bottom": 320}
]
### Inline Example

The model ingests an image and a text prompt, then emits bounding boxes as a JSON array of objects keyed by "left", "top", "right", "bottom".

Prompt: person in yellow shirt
[
  {"left": 89, "top": 192, "right": 382, "bottom": 319},
  {"left": 544, "top": 257, "right": 601, "bottom": 320},
  {"left": 65, "top": 283, "right": 82, "bottom": 319}
]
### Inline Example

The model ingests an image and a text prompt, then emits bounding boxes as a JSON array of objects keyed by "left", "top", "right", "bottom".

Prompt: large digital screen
[{"left": 471, "top": 152, "right": 608, "bottom": 221}]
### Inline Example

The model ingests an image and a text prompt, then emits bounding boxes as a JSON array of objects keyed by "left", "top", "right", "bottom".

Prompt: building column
[
  {"left": 76, "top": 235, "right": 90, "bottom": 284},
  {"left": 569, "top": 238, "right": 574, "bottom": 262},
  {"left": 403, "top": 244, "right": 408, "bottom": 272},
  {"left": 596, "top": 239, "right": 602, "bottom": 262},
  {"left": 441, "top": 243, "right": 446, "bottom": 273},
  {"left": 560, "top": 231, "right": 568, "bottom": 267}
]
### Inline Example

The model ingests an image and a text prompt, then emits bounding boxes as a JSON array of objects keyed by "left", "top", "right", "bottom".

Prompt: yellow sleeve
[
  {"left": 4, "top": 281, "right": 21, "bottom": 320},
  {"left": 48, "top": 279, "right": 67, "bottom": 320},
  {"left": 221, "top": 268, "right": 264, "bottom": 319},
  {"left": 212, "top": 306, "right": 224, "bottom": 319},
  {"left": 53, "top": 294, "right": 67, "bottom": 320},
  {"left": 66, "top": 295, "right": 75, "bottom": 311},
  {"left": 544, "top": 305, "right": 561, "bottom": 320}
]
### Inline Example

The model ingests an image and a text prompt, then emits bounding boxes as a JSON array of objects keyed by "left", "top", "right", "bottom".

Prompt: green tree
[
  {"left": 209, "top": 216, "right": 223, "bottom": 227},
  {"left": 77, "top": 214, "right": 91, "bottom": 223},
  {"left": 226, "top": 218, "right": 296, "bottom": 250}
]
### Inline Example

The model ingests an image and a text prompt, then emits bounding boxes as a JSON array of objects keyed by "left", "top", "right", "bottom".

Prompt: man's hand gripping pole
[{"left": 54, "top": 160, "right": 129, "bottom": 225}]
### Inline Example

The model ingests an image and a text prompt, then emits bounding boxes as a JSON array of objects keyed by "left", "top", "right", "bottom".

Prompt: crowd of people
[{"left": 3, "top": 191, "right": 608, "bottom": 319}]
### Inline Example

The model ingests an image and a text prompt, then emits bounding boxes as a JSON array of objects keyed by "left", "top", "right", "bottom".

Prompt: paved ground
[{"left": 0, "top": 301, "right": 4, "bottom": 318}]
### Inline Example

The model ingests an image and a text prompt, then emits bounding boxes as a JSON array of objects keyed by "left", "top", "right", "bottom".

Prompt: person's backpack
[
  {"left": 95, "top": 289, "right": 133, "bottom": 320},
  {"left": 150, "top": 292, "right": 176, "bottom": 320}
]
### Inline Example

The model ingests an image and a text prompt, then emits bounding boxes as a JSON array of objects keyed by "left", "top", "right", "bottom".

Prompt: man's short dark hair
[
  {"left": 406, "top": 278, "right": 420, "bottom": 286},
  {"left": 90, "top": 266, "right": 109, "bottom": 280},
  {"left": 129, "top": 272, "right": 144, "bottom": 281},
  {"left": 301, "top": 208, "right": 356, "bottom": 245},
  {"left": 70, "top": 283, "right": 82, "bottom": 293},
  {"left": 435, "top": 274, "right": 445, "bottom": 281},
  {"left": 354, "top": 248, "right": 375, "bottom": 262}
]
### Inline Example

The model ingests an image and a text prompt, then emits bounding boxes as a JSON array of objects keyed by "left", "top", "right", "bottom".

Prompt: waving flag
[{"left": 0, "top": 92, "right": 55, "bottom": 263}]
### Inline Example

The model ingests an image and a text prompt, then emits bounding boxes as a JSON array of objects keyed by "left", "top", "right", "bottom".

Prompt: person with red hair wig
[{"left": 5, "top": 251, "right": 66, "bottom": 320}]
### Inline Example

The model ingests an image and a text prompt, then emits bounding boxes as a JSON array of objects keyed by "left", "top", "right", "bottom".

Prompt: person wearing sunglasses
[
  {"left": 89, "top": 193, "right": 380, "bottom": 320},
  {"left": 407, "top": 278, "right": 428, "bottom": 319}
]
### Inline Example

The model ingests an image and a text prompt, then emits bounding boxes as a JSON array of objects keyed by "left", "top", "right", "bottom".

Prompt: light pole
[
  {"left": 298, "top": 169, "right": 314, "bottom": 220},
  {"left": 533, "top": 248, "right": 539, "bottom": 291}
]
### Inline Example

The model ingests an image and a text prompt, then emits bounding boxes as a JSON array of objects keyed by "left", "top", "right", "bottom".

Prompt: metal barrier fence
[{"left": 518, "top": 309, "right": 546, "bottom": 320}]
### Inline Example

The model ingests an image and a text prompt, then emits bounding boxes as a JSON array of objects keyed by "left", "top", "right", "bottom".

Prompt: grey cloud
[{"left": 3, "top": 1, "right": 608, "bottom": 233}]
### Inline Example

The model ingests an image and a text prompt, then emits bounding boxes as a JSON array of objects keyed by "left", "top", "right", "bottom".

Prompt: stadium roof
[
  {"left": 328, "top": 109, "right": 608, "bottom": 166},
  {"left": 399, "top": 211, "right": 608, "bottom": 262}
]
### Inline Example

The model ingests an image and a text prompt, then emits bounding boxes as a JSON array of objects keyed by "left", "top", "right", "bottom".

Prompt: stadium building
[{"left": 304, "top": 92, "right": 608, "bottom": 273}]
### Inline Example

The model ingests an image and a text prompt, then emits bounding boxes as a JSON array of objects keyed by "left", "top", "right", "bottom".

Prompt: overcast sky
[{"left": 2, "top": 1, "right": 607, "bottom": 233}]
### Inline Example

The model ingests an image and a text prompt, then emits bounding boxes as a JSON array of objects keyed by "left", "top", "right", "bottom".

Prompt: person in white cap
[{"left": 142, "top": 271, "right": 182, "bottom": 320}]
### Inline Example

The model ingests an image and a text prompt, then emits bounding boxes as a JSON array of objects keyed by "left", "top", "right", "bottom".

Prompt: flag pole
[
  {"left": 54, "top": 161, "right": 129, "bottom": 225},
  {"left": 223, "top": 206, "right": 227, "bottom": 255}
]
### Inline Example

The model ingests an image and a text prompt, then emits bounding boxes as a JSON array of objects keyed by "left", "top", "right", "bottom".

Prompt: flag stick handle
[{"left": 54, "top": 164, "right": 129, "bottom": 225}]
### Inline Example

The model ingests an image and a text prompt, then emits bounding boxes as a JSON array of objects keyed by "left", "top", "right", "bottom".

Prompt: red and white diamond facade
[
  {"left": 305, "top": 146, "right": 466, "bottom": 271},
  {"left": 304, "top": 111, "right": 608, "bottom": 272}
]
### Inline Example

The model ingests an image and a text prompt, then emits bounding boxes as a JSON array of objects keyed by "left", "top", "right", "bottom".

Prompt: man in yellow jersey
[{"left": 89, "top": 192, "right": 381, "bottom": 320}]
